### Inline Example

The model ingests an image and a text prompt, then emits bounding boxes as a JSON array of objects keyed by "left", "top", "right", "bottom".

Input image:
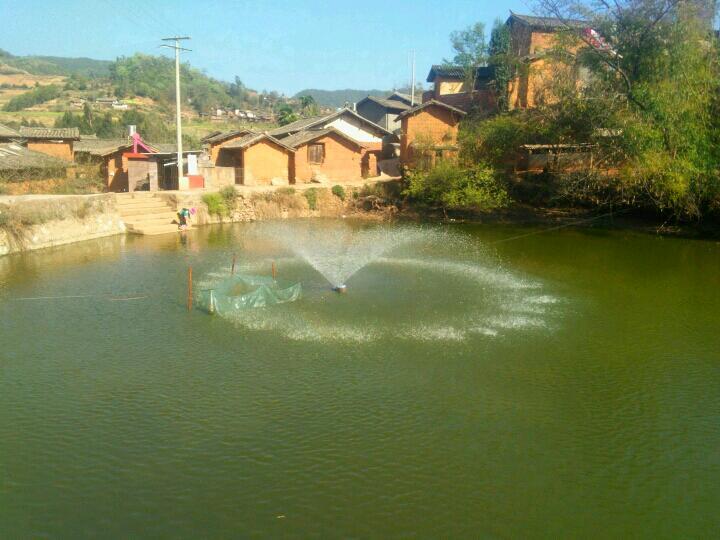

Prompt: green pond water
[{"left": 1, "top": 220, "right": 719, "bottom": 538}]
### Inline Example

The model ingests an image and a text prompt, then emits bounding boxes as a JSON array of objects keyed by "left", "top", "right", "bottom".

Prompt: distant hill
[
  {"left": 294, "top": 88, "right": 390, "bottom": 108},
  {"left": 110, "top": 54, "right": 261, "bottom": 113},
  {"left": 0, "top": 49, "right": 112, "bottom": 77}
]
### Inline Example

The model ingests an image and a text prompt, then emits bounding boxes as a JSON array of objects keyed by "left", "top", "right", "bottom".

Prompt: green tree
[
  {"left": 276, "top": 104, "right": 299, "bottom": 126},
  {"left": 4, "top": 84, "right": 61, "bottom": 111},
  {"left": 488, "top": 19, "right": 513, "bottom": 111}
]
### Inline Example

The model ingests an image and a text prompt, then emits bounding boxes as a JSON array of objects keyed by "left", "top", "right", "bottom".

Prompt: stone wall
[
  {"left": 0, "top": 194, "right": 125, "bottom": 256},
  {"left": 0, "top": 180, "right": 401, "bottom": 257}
]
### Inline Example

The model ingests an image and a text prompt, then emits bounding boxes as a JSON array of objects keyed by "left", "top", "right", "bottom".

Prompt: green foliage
[
  {"left": 202, "top": 192, "right": 229, "bottom": 217},
  {"left": 276, "top": 104, "right": 299, "bottom": 126},
  {"left": 276, "top": 187, "right": 296, "bottom": 195},
  {"left": 53, "top": 106, "right": 178, "bottom": 142},
  {"left": 404, "top": 160, "right": 510, "bottom": 211},
  {"left": 109, "top": 54, "right": 256, "bottom": 114},
  {"left": 446, "top": 22, "right": 487, "bottom": 69},
  {"left": 331, "top": 184, "right": 346, "bottom": 200},
  {"left": 219, "top": 185, "right": 238, "bottom": 207},
  {"left": 4, "top": 84, "right": 62, "bottom": 111},
  {"left": 488, "top": 19, "right": 512, "bottom": 111},
  {"left": 454, "top": 2, "right": 720, "bottom": 219},
  {"left": 303, "top": 188, "right": 319, "bottom": 210}
]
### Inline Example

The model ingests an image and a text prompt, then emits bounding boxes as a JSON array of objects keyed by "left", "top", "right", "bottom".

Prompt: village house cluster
[{"left": 0, "top": 12, "right": 591, "bottom": 192}]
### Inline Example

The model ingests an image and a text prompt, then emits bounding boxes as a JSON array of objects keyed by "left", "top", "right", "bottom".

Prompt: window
[{"left": 308, "top": 143, "right": 325, "bottom": 164}]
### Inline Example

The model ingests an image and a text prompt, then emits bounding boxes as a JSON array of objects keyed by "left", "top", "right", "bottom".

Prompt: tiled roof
[
  {"left": 203, "top": 129, "right": 253, "bottom": 145},
  {"left": 508, "top": 12, "right": 587, "bottom": 30},
  {"left": 0, "top": 123, "right": 21, "bottom": 138},
  {"left": 268, "top": 116, "right": 327, "bottom": 137},
  {"left": 0, "top": 143, "right": 69, "bottom": 171},
  {"left": 222, "top": 131, "right": 295, "bottom": 152},
  {"left": 396, "top": 99, "right": 467, "bottom": 119},
  {"left": 147, "top": 143, "right": 201, "bottom": 154},
  {"left": 426, "top": 65, "right": 495, "bottom": 82},
  {"left": 357, "top": 96, "right": 411, "bottom": 111},
  {"left": 270, "top": 108, "right": 392, "bottom": 138},
  {"left": 74, "top": 138, "right": 132, "bottom": 156},
  {"left": 281, "top": 127, "right": 365, "bottom": 149},
  {"left": 18, "top": 127, "right": 81, "bottom": 140},
  {"left": 388, "top": 92, "right": 414, "bottom": 105},
  {"left": 201, "top": 130, "right": 223, "bottom": 142}
]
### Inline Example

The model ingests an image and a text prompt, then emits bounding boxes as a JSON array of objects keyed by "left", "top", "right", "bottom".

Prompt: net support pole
[
  {"left": 187, "top": 266, "right": 193, "bottom": 312},
  {"left": 272, "top": 261, "right": 277, "bottom": 280},
  {"left": 231, "top": 254, "right": 237, "bottom": 275}
]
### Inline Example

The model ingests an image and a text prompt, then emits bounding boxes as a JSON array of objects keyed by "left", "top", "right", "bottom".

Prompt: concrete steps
[{"left": 116, "top": 194, "right": 188, "bottom": 236}]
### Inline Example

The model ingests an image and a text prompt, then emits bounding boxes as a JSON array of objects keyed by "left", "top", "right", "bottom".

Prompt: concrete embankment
[
  {"left": 0, "top": 194, "right": 125, "bottom": 256},
  {"left": 0, "top": 180, "right": 400, "bottom": 257}
]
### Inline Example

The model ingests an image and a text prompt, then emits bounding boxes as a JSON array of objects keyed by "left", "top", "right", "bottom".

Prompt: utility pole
[
  {"left": 161, "top": 36, "right": 191, "bottom": 189},
  {"left": 410, "top": 49, "right": 416, "bottom": 106}
]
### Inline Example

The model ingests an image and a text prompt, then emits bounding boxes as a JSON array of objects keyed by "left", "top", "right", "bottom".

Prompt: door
[{"left": 234, "top": 151, "right": 244, "bottom": 185}]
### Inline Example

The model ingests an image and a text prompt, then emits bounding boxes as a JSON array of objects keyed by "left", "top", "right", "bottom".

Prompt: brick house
[
  {"left": 203, "top": 129, "right": 254, "bottom": 165},
  {"left": 0, "top": 142, "right": 71, "bottom": 182},
  {"left": 220, "top": 132, "right": 295, "bottom": 186},
  {"left": 74, "top": 138, "right": 135, "bottom": 191},
  {"left": 505, "top": 13, "right": 588, "bottom": 109},
  {"left": 283, "top": 128, "right": 369, "bottom": 184},
  {"left": 18, "top": 127, "right": 80, "bottom": 161},
  {"left": 270, "top": 108, "right": 393, "bottom": 155},
  {"left": 397, "top": 100, "right": 466, "bottom": 166},
  {"left": 421, "top": 13, "right": 592, "bottom": 113},
  {"left": 424, "top": 65, "right": 497, "bottom": 113}
]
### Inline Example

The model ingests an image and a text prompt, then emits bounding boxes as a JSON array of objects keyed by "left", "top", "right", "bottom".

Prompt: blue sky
[{"left": 1, "top": 0, "right": 531, "bottom": 95}]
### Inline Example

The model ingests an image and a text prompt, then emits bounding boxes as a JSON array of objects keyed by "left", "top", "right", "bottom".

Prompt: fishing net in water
[{"left": 196, "top": 274, "right": 301, "bottom": 315}]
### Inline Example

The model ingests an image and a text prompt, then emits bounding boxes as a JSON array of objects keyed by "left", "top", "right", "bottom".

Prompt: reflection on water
[{"left": 1, "top": 220, "right": 719, "bottom": 538}]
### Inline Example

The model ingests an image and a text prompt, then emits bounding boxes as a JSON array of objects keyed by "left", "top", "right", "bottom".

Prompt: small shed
[
  {"left": 18, "top": 127, "right": 80, "bottom": 161},
  {"left": 0, "top": 142, "right": 70, "bottom": 182},
  {"left": 220, "top": 132, "right": 295, "bottom": 186},
  {"left": 283, "top": 128, "right": 368, "bottom": 184},
  {"left": 74, "top": 138, "right": 134, "bottom": 191}
]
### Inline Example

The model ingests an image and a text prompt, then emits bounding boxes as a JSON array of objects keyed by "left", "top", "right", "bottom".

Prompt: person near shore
[{"left": 178, "top": 207, "right": 193, "bottom": 230}]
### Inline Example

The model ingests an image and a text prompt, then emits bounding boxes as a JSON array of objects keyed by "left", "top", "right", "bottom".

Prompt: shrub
[
  {"left": 277, "top": 187, "right": 296, "bottom": 196},
  {"left": 202, "top": 192, "right": 228, "bottom": 217},
  {"left": 219, "top": 185, "right": 238, "bottom": 206},
  {"left": 331, "top": 184, "right": 346, "bottom": 201},
  {"left": 404, "top": 160, "right": 510, "bottom": 212},
  {"left": 304, "top": 188, "right": 319, "bottom": 210}
]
